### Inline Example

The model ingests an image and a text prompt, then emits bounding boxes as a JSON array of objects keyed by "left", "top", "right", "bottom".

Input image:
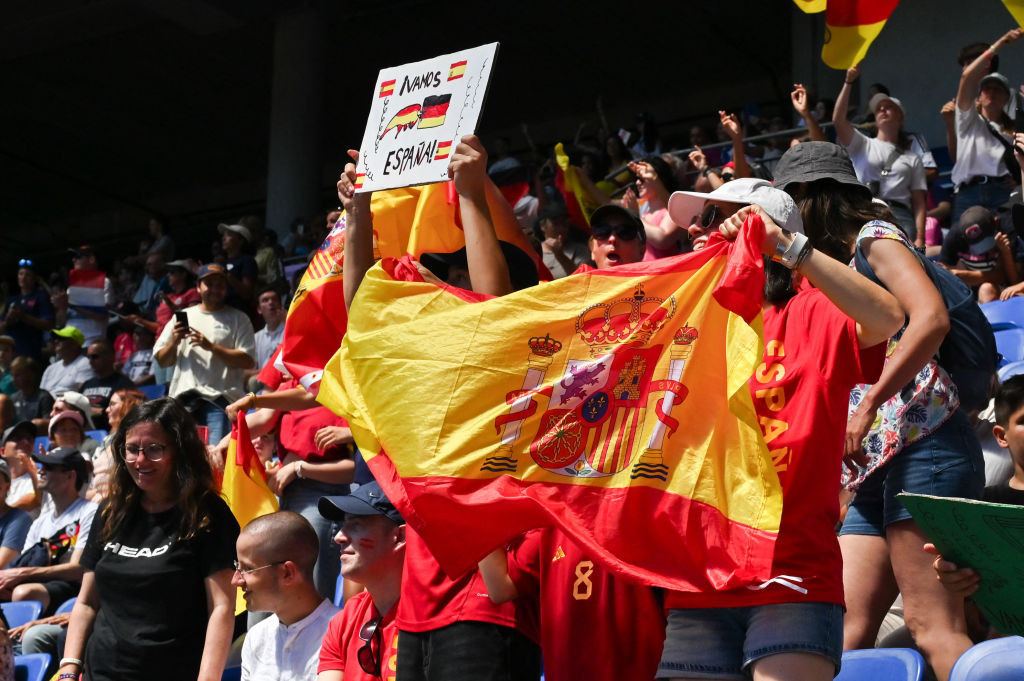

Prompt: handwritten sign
[
  {"left": 355, "top": 43, "right": 499, "bottom": 193},
  {"left": 900, "top": 493, "right": 1024, "bottom": 635}
]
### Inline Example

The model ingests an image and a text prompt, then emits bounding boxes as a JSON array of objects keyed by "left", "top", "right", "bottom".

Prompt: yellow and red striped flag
[
  {"left": 448, "top": 60, "right": 467, "bottom": 80},
  {"left": 554, "top": 142, "right": 594, "bottom": 230},
  {"left": 317, "top": 217, "right": 783, "bottom": 591},
  {"left": 793, "top": 0, "right": 900, "bottom": 70},
  {"left": 219, "top": 416, "right": 278, "bottom": 613},
  {"left": 379, "top": 79, "right": 396, "bottom": 98}
]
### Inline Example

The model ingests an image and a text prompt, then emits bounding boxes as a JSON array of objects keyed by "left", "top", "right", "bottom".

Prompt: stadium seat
[
  {"left": 55, "top": 597, "right": 76, "bottom": 614},
  {"left": 1, "top": 601, "right": 42, "bottom": 629},
  {"left": 949, "top": 636, "right": 1024, "bottom": 680},
  {"left": 334, "top": 573, "right": 344, "bottom": 607},
  {"left": 85, "top": 429, "right": 108, "bottom": 442},
  {"left": 994, "top": 327, "right": 1024, "bottom": 366},
  {"left": 834, "top": 648, "right": 924, "bottom": 681},
  {"left": 221, "top": 666, "right": 242, "bottom": 681},
  {"left": 14, "top": 653, "right": 51, "bottom": 681},
  {"left": 998, "top": 360, "right": 1024, "bottom": 382},
  {"left": 139, "top": 384, "right": 167, "bottom": 400},
  {"left": 32, "top": 437, "right": 48, "bottom": 453},
  {"left": 981, "top": 297, "right": 1024, "bottom": 331}
]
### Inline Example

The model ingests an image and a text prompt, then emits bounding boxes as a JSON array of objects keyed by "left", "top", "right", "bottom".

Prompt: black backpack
[{"left": 853, "top": 227, "right": 998, "bottom": 412}]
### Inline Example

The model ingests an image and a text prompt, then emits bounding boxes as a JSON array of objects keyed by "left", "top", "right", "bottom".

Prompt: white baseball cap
[{"left": 667, "top": 178, "right": 803, "bottom": 234}]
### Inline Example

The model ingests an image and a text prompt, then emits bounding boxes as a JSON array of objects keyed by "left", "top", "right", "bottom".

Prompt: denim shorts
[
  {"left": 657, "top": 602, "right": 843, "bottom": 680},
  {"left": 840, "top": 408, "right": 984, "bottom": 536}
]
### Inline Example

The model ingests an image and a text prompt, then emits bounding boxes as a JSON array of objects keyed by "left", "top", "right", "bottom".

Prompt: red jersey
[
  {"left": 155, "top": 288, "right": 201, "bottom": 328},
  {"left": 667, "top": 289, "right": 885, "bottom": 609},
  {"left": 259, "top": 361, "right": 351, "bottom": 464},
  {"left": 507, "top": 528, "right": 665, "bottom": 681},
  {"left": 318, "top": 591, "right": 399, "bottom": 681},
  {"left": 397, "top": 527, "right": 537, "bottom": 641}
]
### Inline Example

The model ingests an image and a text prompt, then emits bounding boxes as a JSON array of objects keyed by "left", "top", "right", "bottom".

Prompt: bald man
[{"left": 235, "top": 511, "right": 340, "bottom": 681}]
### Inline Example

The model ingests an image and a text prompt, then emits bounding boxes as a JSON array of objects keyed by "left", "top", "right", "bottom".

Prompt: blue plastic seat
[
  {"left": 333, "top": 573, "right": 345, "bottom": 607},
  {"left": 54, "top": 597, "right": 76, "bottom": 614},
  {"left": 14, "top": 653, "right": 51, "bottom": 681},
  {"left": 998, "top": 359, "right": 1024, "bottom": 382},
  {"left": 32, "top": 436, "right": 49, "bottom": 453},
  {"left": 835, "top": 648, "right": 924, "bottom": 681},
  {"left": 949, "top": 636, "right": 1024, "bottom": 680},
  {"left": 1, "top": 601, "right": 42, "bottom": 629},
  {"left": 981, "top": 297, "right": 1024, "bottom": 331},
  {"left": 995, "top": 327, "right": 1024, "bottom": 366},
  {"left": 85, "top": 429, "right": 108, "bottom": 442},
  {"left": 139, "top": 383, "right": 167, "bottom": 400}
]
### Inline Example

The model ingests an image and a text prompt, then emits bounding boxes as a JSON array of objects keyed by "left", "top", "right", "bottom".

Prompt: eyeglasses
[
  {"left": 591, "top": 222, "right": 642, "bottom": 241},
  {"left": 700, "top": 205, "right": 721, "bottom": 229},
  {"left": 123, "top": 443, "right": 168, "bottom": 462},
  {"left": 232, "top": 560, "right": 284, "bottom": 576},
  {"left": 357, "top": 615, "right": 383, "bottom": 676},
  {"left": 17, "top": 259, "right": 33, "bottom": 268}
]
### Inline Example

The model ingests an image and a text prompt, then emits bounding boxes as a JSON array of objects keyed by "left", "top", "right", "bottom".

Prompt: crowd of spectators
[{"left": 0, "top": 24, "right": 1023, "bottom": 681}]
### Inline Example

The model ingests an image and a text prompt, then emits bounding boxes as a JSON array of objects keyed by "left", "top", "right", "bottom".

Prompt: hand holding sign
[
  {"left": 356, "top": 43, "right": 499, "bottom": 193},
  {"left": 448, "top": 135, "right": 488, "bottom": 203}
]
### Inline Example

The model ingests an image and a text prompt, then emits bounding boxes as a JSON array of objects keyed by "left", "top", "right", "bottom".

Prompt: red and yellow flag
[
  {"left": 317, "top": 219, "right": 783, "bottom": 591},
  {"left": 793, "top": 0, "right": 900, "bottom": 70},
  {"left": 553, "top": 142, "right": 592, "bottom": 230},
  {"left": 1003, "top": 0, "right": 1024, "bottom": 28},
  {"left": 220, "top": 416, "right": 278, "bottom": 528},
  {"left": 280, "top": 180, "right": 550, "bottom": 392}
]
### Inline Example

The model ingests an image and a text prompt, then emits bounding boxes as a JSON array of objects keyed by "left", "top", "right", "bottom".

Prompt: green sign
[{"left": 899, "top": 493, "right": 1024, "bottom": 636}]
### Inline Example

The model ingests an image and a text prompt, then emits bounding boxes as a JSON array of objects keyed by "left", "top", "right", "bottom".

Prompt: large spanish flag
[
  {"left": 793, "top": 0, "right": 900, "bottom": 70},
  {"left": 317, "top": 217, "right": 783, "bottom": 591},
  {"left": 280, "top": 181, "right": 550, "bottom": 391}
]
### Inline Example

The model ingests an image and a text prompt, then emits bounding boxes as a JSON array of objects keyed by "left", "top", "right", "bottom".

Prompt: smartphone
[{"left": 174, "top": 310, "right": 189, "bottom": 329}]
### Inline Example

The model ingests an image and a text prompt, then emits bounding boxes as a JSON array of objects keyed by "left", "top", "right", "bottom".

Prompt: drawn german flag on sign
[
  {"left": 354, "top": 174, "right": 366, "bottom": 189},
  {"left": 379, "top": 79, "right": 396, "bottom": 98},
  {"left": 448, "top": 60, "right": 467, "bottom": 80},
  {"left": 419, "top": 94, "right": 451, "bottom": 129},
  {"left": 435, "top": 140, "right": 452, "bottom": 160}
]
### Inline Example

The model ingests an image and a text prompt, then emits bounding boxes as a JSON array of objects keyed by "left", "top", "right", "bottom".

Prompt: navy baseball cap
[{"left": 319, "top": 481, "right": 404, "bottom": 524}]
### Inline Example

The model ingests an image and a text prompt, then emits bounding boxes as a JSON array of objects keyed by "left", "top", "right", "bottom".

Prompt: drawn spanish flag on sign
[
  {"left": 434, "top": 140, "right": 452, "bottom": 160},
  {"left": 448, "top": 60, "right": 467, "bottom": 80},
  {"left": 793, "top": 0, "right": 900, "bottom": 69},
  {"left": 318, "top": 218, "right": 783, "bottom": 591},
  {"left": 380, "top": 103, "right": 422, "bottom": 140},
  {"left": 354, "top": 174, "right": 366, "bottom": 190},
  {"left": 379, "top": 79, "right": 396, "bottom": 98}
]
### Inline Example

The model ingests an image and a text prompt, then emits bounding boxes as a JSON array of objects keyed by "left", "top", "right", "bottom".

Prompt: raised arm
[
  {"left": 958, "top": 28, "right": 1024, "bottom": 111},
  {"left": 723, "top": 206, "right": 903, "bottom": 348},
  {"left": 451, "top": 135, "right": 513, "bottom": 297},
  {"left": 791, "top": 84, "right": 826, "bottom": 142},
  {"left": 832, "top": 65, "right": 859, "bottom": 147},
  {"left": 338, "top": 149, "right": 375, "bottom": 312},
  {"left": 719, "top": 111, "right": 750, "bottom": 179}
]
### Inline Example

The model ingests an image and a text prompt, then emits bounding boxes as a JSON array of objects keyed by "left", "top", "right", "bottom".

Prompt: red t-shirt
[
  {"left": 396, "top": 527, "right": 537, "bottom": 641},
  {"left": 507, "top": 528, "right": 665, "bottom": 681},
  {"left": 667, "top": 288, "right": 885, "bottom": 609},
  {"left": 260, "top": 365, "right": 351, "bottom": 464},
  {"left": 318, "top": 591, "right": 399, "bottom": 681}
]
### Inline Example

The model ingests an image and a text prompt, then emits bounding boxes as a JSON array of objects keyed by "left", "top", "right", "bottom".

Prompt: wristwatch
[{"left": 772, "top": 230, "right": 812, "bottom": 270}]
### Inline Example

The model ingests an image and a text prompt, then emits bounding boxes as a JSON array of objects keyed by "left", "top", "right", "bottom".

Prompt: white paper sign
[{"left": 354, "top": 42, "right": 499, "bottom": 193}]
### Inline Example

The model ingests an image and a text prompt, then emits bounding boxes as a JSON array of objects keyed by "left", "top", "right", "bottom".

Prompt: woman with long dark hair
[
  {"left": 60, "top": 397, "right": 238, "bottom": 681},
  {"left": 772, "top": 142, "right": 985, "bottom": 681}
]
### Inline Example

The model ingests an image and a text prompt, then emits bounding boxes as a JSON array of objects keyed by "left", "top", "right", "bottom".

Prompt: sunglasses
[
  {"left": 358, "top": 615, "right": 383, "bottom": 676},
  {"left": 591, "top": 222, "right": 642, "bottom": 241},
  {"left": 700, "top": 205, "right": 721, "bottom": 229},
  {"left": 17, "top": 259, "right": 33, "bottom": 268}
]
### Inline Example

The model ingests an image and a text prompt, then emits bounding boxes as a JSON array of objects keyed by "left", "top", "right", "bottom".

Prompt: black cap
[
  {"left": 68, "top": 245, "right": 95, "bottom": 258},
  {"left": 319, "top": 481, "right": 404, "bottom": 524},
  {"left": 34, "top": 446, "right": 88, "bottom": 480},
  {"left": 956, "top": 205, "right": 998, "bottom": 255},
  {"left": 538, "top": 202, "right": 570, "bottom": 222},
  {"left": 2, "top": 421, "right": 36, "bottom": 445},
  {"left": 772, "top": 141, "right": 871, "bottom": 197},
  {"left": 589, "top": 204, "right": 647, "bottom": 243}
]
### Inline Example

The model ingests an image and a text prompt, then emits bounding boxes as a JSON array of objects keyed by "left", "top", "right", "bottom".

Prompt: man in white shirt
[
  {"left": 235, "top": 511, "right": 339, "bottom": 681},
  {"left": 40, "top": 327, "right": 95, "bottom": 398},
  {"left": 154, "top": 263, "right": 255, "bottom": 444},
  {"left": 0, "top": 446, "right": 96, "bottom": 613}
]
